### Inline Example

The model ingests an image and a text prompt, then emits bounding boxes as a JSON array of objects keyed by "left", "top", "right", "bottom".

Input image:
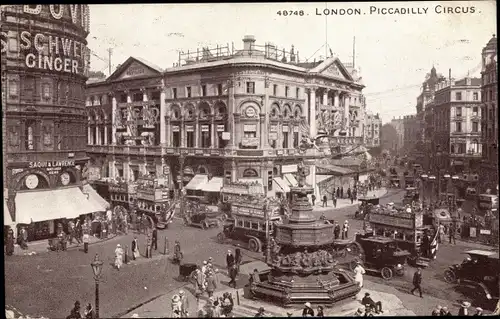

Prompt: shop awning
[
  {"left": 15, "top": 187, "right": 99, "bottom": 224},
  {"left": 282, "top": 164, "right": 298, "bottom": 174},
  {"left": 4, "top": 198, "right": 14, "bottom": 227},
  {"left": 273, "top": 177, "right": 291, "bottom": 193},
  {"left": 202, "top": 177, "right": 224, "bottom": 193},
  {"left": 284, "top": 173, "right": 298, "bottom": 187},
  {"left": 237, "top": 178, "right": 265, "bottom": 194},
  {"left": 83, "top": 183, "right": 110, "bottom": 211},
  {"left": 185, "top": 174, "right": 209, "bottom": 191}
]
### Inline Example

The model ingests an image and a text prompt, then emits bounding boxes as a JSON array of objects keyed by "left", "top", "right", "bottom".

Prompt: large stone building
[
  {"left": 364, "top": 111, "right": 381, "bottom": 149},
  {"left": 403, "top": 114, "right": 419, "bottom": 156},
  {"left": 85, "top": 36, "right": 366, "bottom": 198},
  {"left": 381, "top": 123, "right": 399, "bottom": 154},
  {"left": 389, "top": 117, "right": 405, "bottom": 153},
  {"left": 1, "top": 5, "right": 106, "bottom": 240},
  {"left": 479, "top": 34, "right": 498, "bottom": 194},
  {"left": 430, "top": 77, "right": 482, "bottom": 173}
]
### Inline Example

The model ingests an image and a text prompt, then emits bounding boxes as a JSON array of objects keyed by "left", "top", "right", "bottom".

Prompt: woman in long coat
[
  {"left": 205, "top": 272, "right": 217, "bottom": 298},
  {"left": 235, "top": 248, "right": 242, "bottom": 274},
  {"left": 114, "top": 244, "right": 124, "bottom": 270}
]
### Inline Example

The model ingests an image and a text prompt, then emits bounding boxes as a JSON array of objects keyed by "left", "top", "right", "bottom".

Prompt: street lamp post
[
  {"left": 90, "top": 254, "right": 104, "bottom": 319},
  {"left": 264, "top": 200, "right": 271, "bottom": 264},
  {"left": 179, "top": 154, "right": 186, "bottom": 218}
]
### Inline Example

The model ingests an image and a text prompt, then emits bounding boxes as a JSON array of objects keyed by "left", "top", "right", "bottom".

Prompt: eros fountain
[{"left": 249, "top": 161, "right": 361, "bottom": 306}]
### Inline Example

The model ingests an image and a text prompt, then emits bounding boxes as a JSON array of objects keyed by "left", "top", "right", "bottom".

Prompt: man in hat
[
  {"left": 201, "top": 260, "right": 208, "bottom": 275},
  {"left": 342, "top": 220, "right": 349, "bottom": 239},
  {"left": 458, "top": 301, "right": 471, "bottom": 316},
  {"left": 440, "top": 306, "right": 452, "bottom": 316},
  {"left": 432, "top": 305, "right": 442, "bottom": 316},
  {"left": 333, "top": 222, "right": 341, "bottom": 240},
  {"left": 114, "top": 244, "right": 124, "bottom": 270},
  {"left": 226, "top": 250, "right": 235, "bottom": 272},
  {"left": 178, "top": 290, "right": 189, "bottom": 318},
  {"left": 171, "top": 294, "right": 182, "bottom": 318},
  {"left": 411, "top": 268, "right": 423, "bottom": 298},
  {"left": 474, "top": 307, "right": 484, "bottom": 316},
  {"left": 83, "top": 303, "right": 95, "bottom": 319},
  {"left": 67, "top": 301, "right": 81, "bottom": 319},
  {"left": 302, "top": 302, "right": 314, "bottom": 317},
  {"left": 353, "top": 307, "right": 364, "bottom": 317},
  {"left": 361, "top": 292, "right": 383, "bottom": 314}
]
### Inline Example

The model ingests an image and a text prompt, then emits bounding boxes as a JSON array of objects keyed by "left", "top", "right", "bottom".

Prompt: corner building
[
  {"left": 86, "top": 36, "right": 366, "bottom": 197},
  {"left": 1, "top": 5, "right": 107, "bottom": 241}
]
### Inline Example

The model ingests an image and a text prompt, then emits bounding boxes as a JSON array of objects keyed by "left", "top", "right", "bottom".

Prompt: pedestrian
[
  {"left": 83, "top": 231, "right": 90, "bottom": 254},
  {"left": 342, "top": 220, "right": 349, "bottom": 239},
  {"left": 340, "top": 187, "right": 344, "bottom": 199},
  {"left": 440, "top": 306, "right": 452, "bottom": 316},
  {"left": 205, "top": 272, "right": 217, "bottom": 298},
  {"left": 202, "top": 260, "right": 208, "bottom": 275},
  {"left": 178, "top": 290, "right": 189, "bottom": 318},
  {"left": 132, "top": 236, "right": 140, "bottom": 260},
  {"left": 332, "top": 195, "right": 337, "bottom": 208},
  {"left": 317, "top": 305, "right": 324, "bottom": 317},
  {"left": 432, "top": 306, "right": 442, "bottom": 316},
  {"left": 353, "top": 308, "right": 364, "bottom": 317},
  {"left": 19, "top": 226, "right": 28, "bottom": 250},
  {"left": 255, "top": 307, "right": 266, "bottom": 317},
  {"left": 171, "top": 294, "right": 182, "bottom": 318},
  {"left": 322, "top": 195, "right": 328, "bottom": 207},
  {"left": 235, "top": 248, "right": 242, "bottom": 274},
  {"left": 364, "top": 305, "right": 374, "bottom": 317},
  {"left": 336, "top": 187, "right": 340, "bottom": 198},
  {"left": 411, "top": 268, "right": 423, "bottom": 298},
  {"left": 458, "top": 301, "right": 471, "bottom": 316},
  {"left": 302, "top": 302, "right": 314, "bottom": 316},
  {"left": 350, "top": 194, "right": 354, "bottom": 204},
  {"left": 228, "top": 264, "right": 238, "bottom": 288},
  {"left": 114, "top": 244, "right": 124, "bottom": 270},
  {"left": 5, "top": 228, "right": 15, "bottom": 256},
  {"left": 152, "top": 228, "right": 158, "bottom": 251},
  {"left": 361, "top": 292, "right": 383, "bottom": 314},
  {"left": 311, "top": 194, "right": 316, "bottom": 206},
  {"left": 353, "top": 261, "right": 366, "bottom": 288},
  {"left": 83, "top": 303, "right": 95, "bottom": 319},
  {"left": 474, "top": 307, "right": 484, "bottom": 316},
  {"left": 146, "top": 231, "right": 152, "bottom": 258},
  {"left": 347, "top": 187, "right": 352, "bottom": 199},
  {"left": 193, "top": 268, "right": 206, "bottom": 302},
  {"left": 449, "top": 224, "right": 456, "bottom": 245},
  {"left": 66, "top": 301, "right": 82, "bottom": 319},
  {"left": 438, "top": 223, "right": 445, "bottom": 244},
  {"left": 213, "top": 299, "right": 222, "bottom": 318},
  {"left": 226, "top": 250, "right": 235, "bottom": 273},
  {"left": 68, "top": 220, "right": 75, "bottom": 245},
  {"left": 334, "top": 222, "right": 341, "bottom": 240}
]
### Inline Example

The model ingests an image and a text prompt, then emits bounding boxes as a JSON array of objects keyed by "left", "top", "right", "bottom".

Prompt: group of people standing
[
  {"left": 66, "top": 300, "right": 95, "bottom": 319},
  {"left": 113, "top": 229, "right": 158, "bottom": 270}
]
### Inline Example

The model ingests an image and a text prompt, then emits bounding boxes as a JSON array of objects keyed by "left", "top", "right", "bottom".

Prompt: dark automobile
[
  {"left": 184, "top": 201, "right": 220, "bottom": 229},
  {"left": 444, "top": 250, "right": 499, "bottom": 305},
  {"left": 355, "top": 196, "right": 380, "bottom": 220},
  {"left": 350, "top": 234, "right": 411, "bottom": 280},
  {"left": 403, "top": 187, "right": 419, "bottom": 205}
]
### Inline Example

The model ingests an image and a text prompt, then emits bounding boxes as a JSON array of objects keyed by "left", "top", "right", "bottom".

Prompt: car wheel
[
  {"left": 381, "top": 267, "right": 393, "bottom": 280},
  {"left": 443, "top": 270, "right": 456, "bottom": 283},
  {"left": 248, "top": 238, "right": 259, "bottom": 252},
  {"left": 217, "top": 232, "right": 226, "bottom": 243}
]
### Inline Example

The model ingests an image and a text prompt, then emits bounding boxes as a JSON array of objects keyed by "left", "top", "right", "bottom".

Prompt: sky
[{"left": 87, "top": 1, "right": 496, "bottom": 123}]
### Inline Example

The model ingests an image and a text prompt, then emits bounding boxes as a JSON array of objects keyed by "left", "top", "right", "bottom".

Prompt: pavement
[{"left": 311, "top": 187, "right": 388, "bottom": 213}]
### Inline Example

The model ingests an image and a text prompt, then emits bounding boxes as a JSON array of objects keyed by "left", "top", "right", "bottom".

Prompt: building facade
[
  {"left": 364, "top": 111, "right": 381, "bottom": 148},
  {"left": 381, "top": 123, "right": 399, "bottom": 154},
  {"left": 85, "top": 36, "right": 366, "bottom": 198},
  {"left": 389, "top": 117, "right": 405, "bottom": 153},
  {"left": 431, "top": 77, "right": 482, "bottom": 173},
  {"left": 1, "top": 5, "right": 105, "bottom": 240},
  {"left": 403, "top": 115, "right": 419, "bottom": 156},
  {"left": 479, "top": 34, "right": 498, "bottom": 194}
]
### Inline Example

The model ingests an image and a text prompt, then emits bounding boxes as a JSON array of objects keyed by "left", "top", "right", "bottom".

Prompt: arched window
[
  {"left": 242, "top": 168, "right": 259, "bottom": 177},
  {"left": 450, "top": 144, "right": 455, "bottom": 154}
]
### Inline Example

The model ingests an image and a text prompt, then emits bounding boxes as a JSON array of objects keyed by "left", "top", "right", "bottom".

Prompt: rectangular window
[
  {"left": 296, "top": 87, "right": 300, "bottom": 98},
  {"left": 473, "top": 92, "right": 479, "bottom": 101},
  {"left": 237, "top": 220, "right": 243, "bottom": 227},
  {"left": 472, "top": 122, "right": 479, "bottom": 132},
  {"left": 8, "top": 80, "right": 18, "bottom": 97},
  {"left": 133, "top": 92, "right": 142, "bottom": 102},
  {"left": 246, "top": 82, "right": 255, "bottom": 94},
  {"left": 282, "top": 131, "right": 289, "bottom": 148},
  {"left": 455, "top": 92, "right": 462, "bottom": 101},
  {"left": 186, "top": 86, "right": 192, "bottom": 98},
  {"left": 473, "top": 106, "right": 478, "bottom": 116},
  {"left": 118, "top": 169, "right": 124, "bottom": 177},
  {"left": 217, "top": 83, "right": 223, "bottom": 96},
  {"left": 201, "top": 85, "right": 207, "bottom": 97},
  {"left": 456, "top": 107, "right": 462, "bottom": 117},
  {"left": 172, "top": 88, "right": 177, "bottom": 99},
  {"left": 273, "top": 84, "right": 278, "bottom": 96},
  {"left": 456, "top": 121, "right": 462, "bottom": 132},
  {"left": 120, "top": 94, "right": 127, "bottom": 103},
  {"left": 285, "top": 86, "right": 289, "bottom": 97},
  {"left": 186, "top": 131, "right": 194, "bottom": 147},
  {"left": 293, "top": 131, "right": 299, "bottom": 148},
  {"left": 244, "top": 220, "right": 251, "bottom": 228},
  {"left": 251, "top": 222, "right": 259, "bottom": 230}
]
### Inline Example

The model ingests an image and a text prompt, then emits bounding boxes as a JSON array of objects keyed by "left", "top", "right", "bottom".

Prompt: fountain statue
[{"left": 249, "top": 161, "right": 360, "bottom": 306}]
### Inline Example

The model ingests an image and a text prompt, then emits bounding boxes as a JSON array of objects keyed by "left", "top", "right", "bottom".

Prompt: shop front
[
  {"left": 14, "top": 187, "right": 102, "bottom": 241},
  {"left": 201, "top": 176, "right": 224, "bottom": 204}
]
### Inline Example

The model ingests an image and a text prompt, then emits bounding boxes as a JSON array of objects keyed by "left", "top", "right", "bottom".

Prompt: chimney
[
  {"left": 242, "top": 35, "right": 256, "bottom": 53},
  {"left": 290, "top": 45, "right": 296, "bottom": 63}
]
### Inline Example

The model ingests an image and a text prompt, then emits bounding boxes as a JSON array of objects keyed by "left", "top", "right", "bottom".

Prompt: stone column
[
  {"left": 323, "top": 89, "right": 328, "bottom": 106},
  {"left": 310, "top": 89, "right": 317, "bottom": 136},
  {"left": 195, "top": 118, "right": 200, "bottom": 148},
  {"left": 108, "top": 158, "right": 116, "bottom": 179},
  {"left": 259, "top": 113, "right": 266, "bottom": 149},
  {"left": 231, "top": 160, "right": 237, "bottom": 182},
  {"left": 160, "top": 90, "right": 167, "bottom": 146},
  {"left": 165, "top": 116, "right": 171, "bottom": 147},
  {"left": 180, "top": 119, "right": 185, "bottom": 147},
  {"left": 104, "top": 126, "right": 108, "bottom": 145},
  {"left": 234, "top": 113, "right": 241, "bottom": 148},
  {"left": 344, "top": 94, "right": 350, "bottom": 131},
  {"left": 126, "top": 90, "right": 132, "bottom": 136},
  {"left": 210, "top": 115, "right": 216, "bottom": 148},
  {"left": 95, "top": 126, "right": 100, "bottom": 145},
  {"left": 334, "top": 90, "right": 339, "bottom": 108},
  {"left": 111, "top": 94, "right": 117, "bottom": 144},
  {"left": 123, "top": 162, "right": 130, "bottom": 181},
  {"left": 227, "top": 79, "right": 236, "bottom": 148}
]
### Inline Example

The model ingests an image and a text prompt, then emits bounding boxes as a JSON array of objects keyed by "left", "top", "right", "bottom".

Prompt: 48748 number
[{"left": 277, "top": 10, "right": 305, "bottom": 16}]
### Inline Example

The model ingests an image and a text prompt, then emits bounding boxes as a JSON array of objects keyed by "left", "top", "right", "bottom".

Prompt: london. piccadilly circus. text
[{"left": 316, "top": 5, "right": 476, "bottom": 16}]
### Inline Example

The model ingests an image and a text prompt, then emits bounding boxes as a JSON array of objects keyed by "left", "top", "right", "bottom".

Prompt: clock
[
  {"left": 60, "top": 172, "right": 70, "bottom": 186},
  {"left": 25, "top": 174, "right": 39, "bottom": 189},
  {"left": 245, "top": 107, "right": 256, "bottom": 118}
]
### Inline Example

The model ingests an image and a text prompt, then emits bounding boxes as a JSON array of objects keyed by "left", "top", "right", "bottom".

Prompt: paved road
[{"left": 5, "top": 189, "right": 497, "bottom": 318}]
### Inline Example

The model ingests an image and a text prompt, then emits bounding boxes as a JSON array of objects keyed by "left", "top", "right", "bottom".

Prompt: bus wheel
[{"left": 248, "top": 238, "right": 260, "bottom": 252}]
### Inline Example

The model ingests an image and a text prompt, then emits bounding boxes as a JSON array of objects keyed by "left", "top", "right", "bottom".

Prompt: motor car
[
  {"left": 403, "top": 187, "right": 419, "bottom": 205},
  {"left": 184, "top": 199, "right": 221, "bottom": 229},
  {"left": 350, "top": 234, "right": 411, "bottom": 280},
  {"left": 444, "top": 249, "right": 499, "bottom": 305}
]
